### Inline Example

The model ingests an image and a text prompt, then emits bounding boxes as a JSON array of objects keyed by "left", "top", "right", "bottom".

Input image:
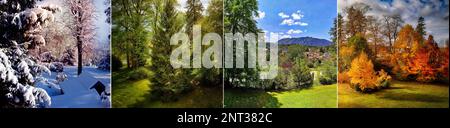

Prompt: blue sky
[{"left": 255, "top": 0, "right": 337, "bottom": 42}]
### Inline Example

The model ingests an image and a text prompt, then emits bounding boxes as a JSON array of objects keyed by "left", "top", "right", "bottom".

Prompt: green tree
[
  {"left": 193, "top": 0, "right": 224, "bottom": 86},
  {"left": 416, "top": 16, "right": 426, "bottom": 38},
  {"left": 186, "top": 0, "right": 203, "bottom": 36},
  {"left": 149, "top": 0, "right": 188, "bottom": 101},
  {"left": 112, "top": 0, "right": 152, "bottom": 68},
  {"left": 224, "top": 0, "right": 260, "bottom": 88}
]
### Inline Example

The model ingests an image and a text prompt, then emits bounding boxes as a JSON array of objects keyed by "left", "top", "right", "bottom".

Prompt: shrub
[
  {"left": 319, "top": 61, "right": 337, "bottom": 85},
  {"left": 128, "top": 67, "right": 152, "bottom": 81},
  {"left": 273, "top": 69, "right": 295, "bottom": 90},
  {"left": 291, "top": 59, "right": 313, "bottom": 89},
  {"left": 49, "top": 62, "right": 64, "bottom": 72},
  {"left": 376, "top": 69, "right": 392, "bottom": 89}
]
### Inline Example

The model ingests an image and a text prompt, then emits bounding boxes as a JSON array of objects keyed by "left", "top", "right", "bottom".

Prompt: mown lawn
[
  {"left": 338, "top": 81, "right": 449, "bottom": 108},
  {"left": 112, "top": 68, "right": 222, "bottom": 108},
  {"left": 224, "top": 84, "right": 337, "bottom": 108}
]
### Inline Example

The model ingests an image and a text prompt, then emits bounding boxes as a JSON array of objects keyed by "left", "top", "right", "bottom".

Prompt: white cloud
[
  {"left": 280, "top": 34, "right": 292, "bottom": 39},
  {"left": 291, "top": 10, "right": 304, "bottom": 20},
  {"left": 281, "top": 19, "right": 308, "bottom": 26},
  {"left": 339, "top": 0, "right": 449, "bottom": 45},
  {"left": 278, "top": 12, "right": 290, "bottom": 18},
  {"left": 279, "top": 10, "right": 308, "bottom": 26},
  {"left": 281, "top": 19, "right": 295, "bottom": 25},
  {"left": 287, "top": 29, "right": 303, "bottom": 34},
  {"left": 254, "top": 11, "right": 265, "bottom": 20}
]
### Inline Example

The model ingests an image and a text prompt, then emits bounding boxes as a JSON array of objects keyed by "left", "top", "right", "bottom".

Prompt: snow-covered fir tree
[{"left": 0, "top": 0, "right": 59, "bottom": 108}]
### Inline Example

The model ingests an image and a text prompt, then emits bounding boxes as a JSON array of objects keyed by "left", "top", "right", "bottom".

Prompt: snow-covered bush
[
  {"left": 39, "top": 51, "right": 57, "bottom": 63},
  {"left": 60, "top": 48, "right": 76, "bottom": 66},
  {"left": 49, "top": 62, "right": 64, "bottom": 72},
  {"left": 1, "top": 1, "right": 59, "bottom": 108}
]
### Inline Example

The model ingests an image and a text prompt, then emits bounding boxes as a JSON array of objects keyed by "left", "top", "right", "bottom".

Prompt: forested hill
[{"left": 278, "top": 37, "right": 333, "bottom": 46}]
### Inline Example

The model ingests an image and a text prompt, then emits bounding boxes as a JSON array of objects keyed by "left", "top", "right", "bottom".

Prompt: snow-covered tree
[
  {"left": 0, "top": 0, "right": 59, "bottom": 108},
  {"left": 66, "top": 0, "right": 96, "bottom": 75}
]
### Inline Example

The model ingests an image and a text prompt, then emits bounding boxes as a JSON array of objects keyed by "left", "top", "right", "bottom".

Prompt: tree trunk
[
  {"left": 77, "top": 10, "right": 83, "bottom": 75},
  {"left": 77, "top": 36, "right": 82, "bottom": 75}
]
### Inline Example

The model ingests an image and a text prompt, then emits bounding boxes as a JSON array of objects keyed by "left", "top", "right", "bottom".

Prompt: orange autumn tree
[
  {"left": 391, "top": 24, "right": 423, "bottom": 79},
  {"left": 348, "top": 52, "right": 391, "bottom": 92},
  {"left": 408, "top": 35, "right": 440, "bottom": 82}
]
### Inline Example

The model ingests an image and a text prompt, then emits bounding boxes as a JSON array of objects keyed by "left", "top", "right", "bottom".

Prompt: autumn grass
[
  {"left": 224, "top": 84, "right": 337, "bottom": 108},
  {"left": 112, "top": 67, "right": 222, "bottom": 108},
  {"left": 338, "top": 81, "right": 449, "bottom": 108}
]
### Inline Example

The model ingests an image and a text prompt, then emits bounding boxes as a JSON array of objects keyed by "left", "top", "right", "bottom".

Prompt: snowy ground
[{"left": 37, "top": 66, "right": 111, "bottom": 108}]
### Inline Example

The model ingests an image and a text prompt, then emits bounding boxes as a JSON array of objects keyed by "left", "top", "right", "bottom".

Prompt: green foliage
[
  {"left": 129, "top": 67, "right": 152, "bottom": 81},
  {"left": 291, "top": 59, "right": 314, "bottom": 89},
  {"left": 149, "top": 0, "right": 191, "bottom": 102},
  {"left": 224, "top": 0, "right": 261, "bottom": 88},
  {"left": 415, "top": 16, "right": 426, "bottom": 37},
  {"left": 319, "top": 61, "right": 337, "bottom": 85},
  {"left": 111, "top": 0, "right": 151, "bottom": 68}
]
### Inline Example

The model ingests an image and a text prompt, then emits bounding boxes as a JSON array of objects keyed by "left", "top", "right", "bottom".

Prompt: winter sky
[
  {"left": 38, "top": 0, "right": 110, "bottom": 49},
  {"left": 256, "top": 0, "right": 337, "bottom": 42},
  {"left": 339, "top": 0, "right": 449, "bottom": 46}
]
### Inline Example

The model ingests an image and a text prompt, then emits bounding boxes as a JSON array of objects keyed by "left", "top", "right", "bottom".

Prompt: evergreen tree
[
  {"left": 1, "top": 0, "right": 59, "bottom": 108},
  {"left": 186, "top": 0, "right": 203, "bottom": 36},
  {"left": 416, "top": 16, "right": 426, "bottom": 38},
  {"left": 149, "top": 0, "right": 187, "bottom": 101},
  {"left": 193, "top": 0, "right": 223, "bottom": 86}
]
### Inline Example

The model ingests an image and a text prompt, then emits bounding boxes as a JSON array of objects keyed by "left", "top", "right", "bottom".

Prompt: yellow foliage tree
[{"left": 348, "top": 52, "right": 378, "bottom": 91}]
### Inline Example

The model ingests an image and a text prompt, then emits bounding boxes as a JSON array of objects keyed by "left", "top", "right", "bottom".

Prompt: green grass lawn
[
  {"left": 112, "top": 68, "right": 222, "bottom": 108},
  {"left": 339, "top": 81, "right": 449, "bottom": 108},
  {"left": 224, "top": 84, "right": 337, "bottom": 108}
]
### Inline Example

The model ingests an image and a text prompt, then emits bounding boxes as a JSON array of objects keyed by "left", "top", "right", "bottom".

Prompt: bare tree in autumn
[
  {"left": 383, "top": 15, "right": 403, "bottom": 53},
  {"left": 367, "top": 16, "right": 383, "bottom": 56},
  {"left": 67, "top": 0, "right": 96, "bottom": 75}
]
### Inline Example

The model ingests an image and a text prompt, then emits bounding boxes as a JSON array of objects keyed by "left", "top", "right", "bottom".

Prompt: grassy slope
[
  {"left": 339, "top": 81, "right": 449, "bottom": 108},
  {"left": 112, "top": 68, "right": 222, "bottom": 108},
  {"left": 225, "top": 84, "right": 337, "bottom": 108}
]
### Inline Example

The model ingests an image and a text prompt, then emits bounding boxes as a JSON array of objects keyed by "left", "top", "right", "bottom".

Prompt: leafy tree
[
  {"left": 291, "top": 59, "right": 313, "bottom": 89},
  {"left": 348, "top": 52, "right": 377, "bottom": 91},
  {"left": 344, "top": 4, "right": 368, "bottom": 36},
  {"left": 112, "top": 0, "right": 152, "bottom": 68},
  {"left": 408, "top": 35, "right": 441, "bottom": 82},
  {"left": 193, "top": 0, "right": 223, "bottom": 86},
  {"left": 224, "top": 0, "right": 260, "bottom": 88},
  {"left": 348, "top": 52, "right": 390, "bottom": 92},
  {"left": 391, "top": 24, "right": 423, "bottom": 79}
]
